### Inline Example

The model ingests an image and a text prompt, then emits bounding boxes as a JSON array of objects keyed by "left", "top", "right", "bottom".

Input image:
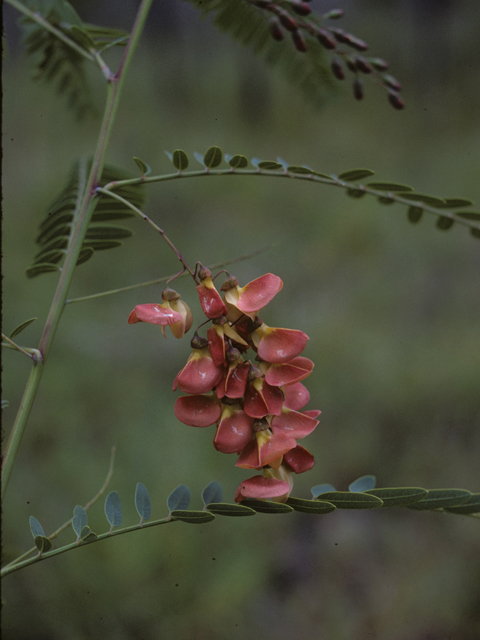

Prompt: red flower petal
[
  {"left": 254, "top": 325, "right": 309, "bottom": 363},
  {"left": 174, "top": 394, "right": 221, "bottom": 427},
  {"left": 128, "top": 303, "right": 182, "bottom": 326},
  {"left": 283, "top": 382, "right": 310, "bottom": 410},
  {"left": 173, "top": 349, "right": 223, "bottom": 394},
  {"left": 283, "top": 445, "right": 315, "bottom": 474},
  {"left": 207, "top": 326, "right": 226, "bottom": 367},
  {"left": 236, "top": 274, "right": 283, "bottom": 313},
  {"left": 264, "top": 356, "right": 314, "bottom": 387},
  {"left": 234, "top": 475, "right": 291, "bottom": 502},
  {"left": 271, "top": 407, "right": 319, "bottom": 439},
  {"left": 243, "top": 379, "right": 284, "bottom": 418},
  {"left": 214, "top": 407, "right": 253, "bottom": 454},
  {"left": 236, "top": 431, "right": 296, "bottom": 468},
  {"left": 196, "top": 278, "right": 227, "bottom": 319},
  {"left": 302, "top": 409, "right": 321, "bottom": 419},
  {"left": 225, "top": 361, "right": 250, "bottom": 398}
]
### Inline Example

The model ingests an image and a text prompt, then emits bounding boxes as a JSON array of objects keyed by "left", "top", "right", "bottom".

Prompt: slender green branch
[
  {"left": 5, "top": 0, "right": 95, "bottom": 62},
  {"left": 1, "top": 334, "right": 40, "bottom": 360},
  {"left": 2, "top": 447, "right": 116, "bottom": 569},
  {"left": 1, "top": 359, "right": 44, "bottom": 500},
  {"left": 1, "top": 0, "right": 154, "bottom": 501},
  {"left": 102, "top": 168, "right": 480, "bottom": 233},
  {"left": 65, "top": 245, "right": 273, "bottom": 305},
  {"left": 1, "top": 513, "right": 174, "bottom": 578},
  {"left": 96, "top": 187, "right": 198, "bottom": 282}
]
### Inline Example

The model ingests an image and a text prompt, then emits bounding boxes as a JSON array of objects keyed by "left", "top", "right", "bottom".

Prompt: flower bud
[
  {"left": 291, "top": 29, "right": 307, "bottom": 52},
  {"left": 196, "top": 263, "right": 212, "bottom": 280},
  {"left": 220, "top": 273, "right": 239, "bottom": 291},
  {"left": 317, "top": 29, "right": 336, "bottom": 50},
  {"left": 331, "top": 58, "right": 345, "bottom": 80},
  {"left": 291, "top": 2, "right": 312, "bottom": 17},
  {"left": 190, "top": 331, "right": 208, "bottom": 350},
  {"left": 268, "top": 17, "right": 284, "bottom": 42},
  {"left": 277, "top": 9, "right": 298, "bottom": 32},
  {"left": 162, "top": 288, "right": 181, "bottom": 302},
  {"left": 353, "top": 55, "right": 372, "bottom": 74},
  {"left": 353, "top": 77, "right": 364, "bottom": 100},
  {"left": 388, "top": 91, "right": 405, "bottom": 110}
]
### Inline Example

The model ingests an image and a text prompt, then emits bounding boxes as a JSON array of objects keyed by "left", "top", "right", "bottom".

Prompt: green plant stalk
[
  {"left": 1, "top": 0, "right": 154, "bottom": 500},
  {"left": 103, "top": 169, "right": 480, "bottom": 233},
  {"left": 1, "top": 515, "right": 175, "bottom": 578}
]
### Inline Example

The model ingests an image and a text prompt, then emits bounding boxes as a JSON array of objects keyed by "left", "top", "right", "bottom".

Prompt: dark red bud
[
  {"left": 317, "top": 28, "right": 336, "bottom": 50},
  {"left": 212, "top": 315, "right": 228, "bottom": 325},
  {"left": 331, "top": 58, "right": 345, "bottom": 80},
  {"left": 268, "top": 17, "right": 284, "bottom": 42},
  {"left": 354, "top": 55, "right": 372, "bottom": 73},
  {"left": 291, "top": 2, "right": 312, "bottom": 17},
  {"left": 382, "top": 73, "right": 402, "bottom": 92},
  {"left": 369, "top": 57, "right": 389, "bottom": 71},
  {"left": 353, "top": 77, "right": 364, "bottom": 100},
  {"left": 388, "top": 91, "right": 405, "bottom": 110},
  {"left": 278, "top": 9, "right": 298, "bottom": 32},
  {"left": 346, "top": 35, "right": 369, "bottom": 52},
  {"left": 291, "top": 29, "right": 307, "bottom": 52},
  {"left": 344, "top": 55, "right": 357, "bottom": 73},
  {"left": 190, "top": 332, "right": 208, "bottom": 350},
  {"left": 162, "top": 288, "right": 181, "bottom": 301},
  {"left": 330, "top": 28, "right": 349, "bottom": 44},
  {"left": 226, "top": 343, "right": 241, "bottom": 362}
]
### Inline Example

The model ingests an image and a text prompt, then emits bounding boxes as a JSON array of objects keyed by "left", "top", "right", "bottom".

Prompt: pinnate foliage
[{"left": 26, "top": 159, "right": 145, "bottom": 278}]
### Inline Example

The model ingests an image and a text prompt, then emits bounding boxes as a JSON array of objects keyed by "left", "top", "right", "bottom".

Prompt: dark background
[{"left": 2, "top": 1, "right": 480, "bottom": 638}]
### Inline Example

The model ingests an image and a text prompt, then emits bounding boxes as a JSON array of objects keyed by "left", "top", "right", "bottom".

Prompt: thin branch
[
  {"left": 5, "top": 0, "right": 95, "bottom": 62},
  {"left": 65, "top": 245, "right": 273, "bottom": 305},
  {"left": 101, "top": 167, "right": 480, "bottom": 234},
  {"left": 1, "top": 334, "right": 40, "bottom": 361},
  {"left": 2, "top": 447, "right": 116, "bottom": 569},
  {"left": 95, "top": 187, "right": 199, "bottom": 283}
]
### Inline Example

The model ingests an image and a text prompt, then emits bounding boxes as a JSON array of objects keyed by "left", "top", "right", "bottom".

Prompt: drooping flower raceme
[{"left": 129, "top": 271, "right": 320, "bottom": 503}]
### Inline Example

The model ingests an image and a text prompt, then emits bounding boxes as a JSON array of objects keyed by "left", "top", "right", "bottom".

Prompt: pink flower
[
  {"left": 236, "top": 429, "right": 297, "bottom": 469},
  {"left": 234, "top": 474, "right": 291, "bottom": 503},
  {"left": 173, "top": 348, "right": 223, "bottom": 395},
  {"left": 271, "top": 407, "right": 320, "bottom": 439},
  {"left": 283, "top": 382, "right": 310, "bottom": 410},
  {"left": 223, "top": 273, "right": 283, "bottom": 319},
  {"left": 128, "top": 289, "right": 192, "bottom": 339},
  {"left": 213, "top": 405, "right": 253, "bottom": 454},
  {"left": 243, "top": 378, "right": 284, "bottom": 418},
  {"left": 283, "top": 445, "right": 315, "bottom": 474},
  {"left": 264, "top": 356, "right": 314, "bottom": 387},
  {"left": 252, "top": 323, "right": 309, "bottom": 363},
  {"left": 174, "top": 393, "right": 221, "bottom": 427},
  {"left": 197, "top": 278, "right": 227, "bottom": 319},
  {"left": 216, "top": 360, "right": 250, "bottom": 399},
  {"left": 207, "top": 323, "right": 248, "bottom": 367}
]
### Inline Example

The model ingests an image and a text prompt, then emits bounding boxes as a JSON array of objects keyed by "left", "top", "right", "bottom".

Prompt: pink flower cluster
[{"left": 128, "top": 266, "right": 320, "bottom": 503}]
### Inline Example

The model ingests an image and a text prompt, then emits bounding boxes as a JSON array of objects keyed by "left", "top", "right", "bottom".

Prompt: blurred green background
[{"left": 2, "top": 1, "right": 480, "bottom": 638}]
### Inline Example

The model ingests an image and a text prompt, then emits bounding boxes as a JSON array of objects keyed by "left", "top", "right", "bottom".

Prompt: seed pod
[
  {"left": 317, "top": 29, "right": 336, "bottom": 50},
  {"left": 388, "top": 91, "right": 405, "bottom": 110},
  {"left": 353, "top": 77, "right": 364, "bottom": 100},
  {"left": 354, "top": 55, "right": 372, "bottom": 73},
  {"left": 291, "top": 2, "right": 312, "bottom": 17},
  {"left": 331, "top": 58, "right": 345, "bottom": 80},
  {"left": 369, "top": 57, "right": 389, "bottom": 71},
  {"left": 291, "top": 29, "right": 307, "bottom": 52},
  {"left": 269, "top": 17, "right": 284, "bottom": 42},
  {"left": 344, "top": 55, "right": 357, "bottom": 73},
  {"left": 277, "top": 9, "right": 298, "bottom": 32},
  {"left": 382, "top": 73, "right": 402, "bottom": 91}
]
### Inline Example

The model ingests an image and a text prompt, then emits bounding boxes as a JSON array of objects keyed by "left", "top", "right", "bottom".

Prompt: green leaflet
[
  {"left": 104, "top": 491, "right": 123, "bottom": 528},
  {"left": 240, "top": 499, "right": 294, "bottom": 514},
  {"left": 443, "top": 493, "right": 480, "bottom": 515},
  {"left": 348, "top": 475, "right": 376, "bottom": 493},
  {"left": 72, "top": 505, "right": 88, "bottom": 538},
  {"left": 315, "top": 491, "right": 383, "bottom": 509},
  {"left": 400, "top": 193, "right": 446, "bottom": 207},
  {"left": 203, "top": 146, "right": 223, "bottom": 169},
  {"left": 167, "top": 485, "right": 191, "bottom": 512},
  {"left": 205, "top": 503, "right": 256, "bottom": 517},
  {"left": 9, "top": 318, "right": 38, "bottom": 340},
  {"left": 228, "top": 154, "right": 249, "bottom": 169},
  {"left": 171, "top": 510, "right": 216, "bottom": 524},
  {"left": 202, "top": 481, "right": 223, "bottom": 506},
  {"left": 339, "top": 169, "right": 375, "bottom": 181},
  {"left": 172, "top": 149, "right": 189, "bottom": 171},
  {"left": 286, "top": 497, "right": 336, "bottom": 514},
  {"left": 406, "top": 489, "right": 472, "bottom": 511},
  {"left": 366, "top": 182, "right": 413, "bottom": 191},
  {"left": 135, "top": 483, "right": 152, "bottom": 522},
  {"left": 364, "top": 487, "right": 428, "bottom": 508}
]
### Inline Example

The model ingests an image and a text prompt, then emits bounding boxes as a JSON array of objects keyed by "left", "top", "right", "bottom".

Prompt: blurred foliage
[{"left": 2, "top": 0, "right": 480, "bottom": 639}]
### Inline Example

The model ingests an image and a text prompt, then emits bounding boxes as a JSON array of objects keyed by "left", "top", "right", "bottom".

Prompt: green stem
[
  {"left": 1, "top": 515, "right": 175, "bottom": 578},
  {"left": 1, "top": 334, "right": 39, "bottom": 360},
  {"left": 1, "top": 0, "right": 154, "bottom": 501},
  {"left": 102, "top": 168, "right": 480, "bottom": 233}
]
